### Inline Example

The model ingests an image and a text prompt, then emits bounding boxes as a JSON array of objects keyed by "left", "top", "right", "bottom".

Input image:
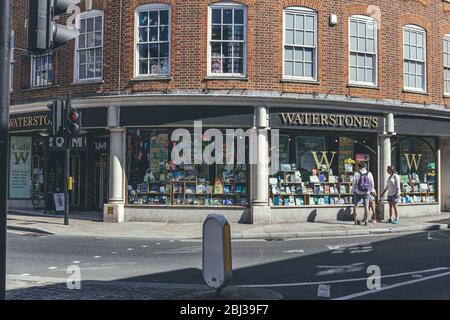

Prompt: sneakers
[
  {"left": 393, "top": 219, "right": 400, "bottom": 224},
  {"left": 387, "top": 218, "right": 393, "bottom": 224}
]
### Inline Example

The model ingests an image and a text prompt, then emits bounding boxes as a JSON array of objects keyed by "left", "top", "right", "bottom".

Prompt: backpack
[{"left": 358, "top": 172, "right": 372, "bottom": 193}]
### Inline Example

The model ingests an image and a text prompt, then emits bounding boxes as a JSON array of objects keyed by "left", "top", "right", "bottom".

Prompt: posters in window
[{"left": 9, "top": 136, "right": 32, "bottom": 199}]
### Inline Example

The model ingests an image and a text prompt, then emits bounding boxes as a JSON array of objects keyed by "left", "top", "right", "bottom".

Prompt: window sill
[
  {"left": 281, "top": 78, "right": 320, "bottom": 85},
  {"left": 22, "top": 85, "right": 56, "bottom": 92},
  {"left": 347, "top": 83, "right": 380, "bottom": 90},
  {"left": 402, "top": 89, "right": 429, "bottom": 96},
  {"left": 72, "top": 79, "right": 104, "bottom": 85},
  {"left": 130, "top": 76, "right": 173, "bottom": 82},
  {"left": 204, "top": 76, "right": 248, "bottom": 81}
]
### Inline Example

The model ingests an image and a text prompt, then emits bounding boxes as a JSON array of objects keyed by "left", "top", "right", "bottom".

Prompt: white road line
[
  {"left": 141, "top": 245, "right": 148, "bottom": 248},
  {"left": 333, "top": 271, "right": 450, "bottom": 300},
  {"left": 156, "top": 243, "right": 161, "bottom": 245},
  {"left": 284, "top": 250, "right": 305, "bottom": 253},
  {"left": 112, "top": 252, "right": 118, "bottom": 254},
  {"left": 72, "top": 261, "right": 81, "bottom": 264},
  {"left": 238, "top": 267, "right": 449, "bottom": 288},
  {"left": 127, "top": 248, "right": 134, "bottom": 251},
  {"left": 94, "top": 256, "right": 101, "bottom": 259},
  {"left": 48, "top": 267, "right": 58, "bottom": 270},
  {"left": 19, "top": 273, "right": 30, "bottom": 276}
]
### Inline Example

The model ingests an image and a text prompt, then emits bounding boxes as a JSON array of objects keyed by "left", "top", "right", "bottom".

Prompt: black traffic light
[
  {"left": 47, "top": 98, "right": 64, "bottom": 135},
  {"left": 28, "top": 0, "right": 80, "bottom": 53},
  {"left": 66, "top": 106, "right": 81, "bottom": 136}
]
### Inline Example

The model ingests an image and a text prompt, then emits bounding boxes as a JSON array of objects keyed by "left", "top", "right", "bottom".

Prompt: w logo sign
[
  {"left": 311, "top": 151, "right": 337, "bottom": 171},
  {"left": 403, "top": 154, "right": 423, "bottom": 172},
  {"left": 13, "top": 152, "right": 30, "bottom": 165}
]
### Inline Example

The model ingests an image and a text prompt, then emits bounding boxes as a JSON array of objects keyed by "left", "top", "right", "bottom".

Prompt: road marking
[
  {"left": 239, "top": 267, "right": 449, "bottom": 288},
  {"left": 127, "top": 248, "right": 134, "bottom": 251},
  {"left": 156, "top": 243, "right": 161, "bottom": 245},
  {"left": 112, "top": 252, "right": 118, "bottom": 254},
  {"left": 169, "top": 240, "right": 175, "bottom": 242},
  {"left": 141, "top": 245, "right": 148, "bottom": 248},
  {"left": 94, "top": 256, "right": 101, "bottom": 259},
  {"left": 284, "top": 249, "right": 305, "bottom": 254},
  {"left": 333, "top": 271, "right": 450, "bottom": 300},
  {"left": 48, "top": 267, "right": 58, "bottom": 270},
  {"left": 72, "top": 261, "right": 81, "bottom": 264},
  {"left": 153, "top": 246, "right": 202, "bottom": 255},
  {"left": 19, "top": 273, "right": 30, "bottom": 276}
]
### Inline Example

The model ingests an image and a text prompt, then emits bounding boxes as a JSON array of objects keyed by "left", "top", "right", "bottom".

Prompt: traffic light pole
[
  {"left": 64, "top": 94, "right": 71, "bottom": 226},
  {"left": 0, "top": 0, "right": 12, "bottom": 300}
]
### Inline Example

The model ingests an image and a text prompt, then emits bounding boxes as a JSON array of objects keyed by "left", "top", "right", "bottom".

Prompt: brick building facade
[{"left": 8, "top": 0, "right": 450, "bottom": 223}]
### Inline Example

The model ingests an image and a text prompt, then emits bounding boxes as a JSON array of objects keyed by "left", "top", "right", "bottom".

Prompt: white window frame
[
  {"left": 134, "top": 3, "right": 171, "bottom": 78},
  {"left": 282, "top": 6, "right": 318, "bottom": 81},
  {"left": 403, "top": 24, "right": 427, "bottom": 93},
  {"left": 30, "top": 52, "right": 53, "bottom": 88},
  {"left": 207, "top": 1, "right": 247, "bottom": 78},
  {"left": 74, "top": 10, "right": 104, "bottom": 82},
  {"left": 348, "top": 15, "right": 378, "bottom": 86},
  {"left": 444, "top": 35, "right": 450, "bottom": 96}
]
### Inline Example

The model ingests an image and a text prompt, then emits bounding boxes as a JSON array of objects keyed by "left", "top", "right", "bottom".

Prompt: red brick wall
[{"left": 10, "top": 0, "right": 450, "bottom": 109}]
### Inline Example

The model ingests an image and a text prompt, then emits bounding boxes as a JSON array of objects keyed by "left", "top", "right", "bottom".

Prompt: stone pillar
[
  {"left": 104, "top": 106, "right": 125, "bottom": 223},
  {"left": 251, "top": 106, "right": 271, "bottom": 224},
  {"left": 377, "top": 113, "right": 395, "bottom": 220}
]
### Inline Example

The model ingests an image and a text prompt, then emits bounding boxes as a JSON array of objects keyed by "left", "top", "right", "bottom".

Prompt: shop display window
[
  {"left": 269, "top": 132, "right": 376, "bottom": 207},
  {"left": 126, "top": 129, "right": 249, "bottom": 207},
  {"left": 392, "top": 136, "right": 438, "bottom": 204}
]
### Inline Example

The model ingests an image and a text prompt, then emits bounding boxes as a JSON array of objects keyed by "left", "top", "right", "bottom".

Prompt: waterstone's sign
[
  {"left": 9, "top": 136, "right": 33, "bottom": 199},
  {"left": 275, "top": 112, "right": 382, "bottom": 131},
  {"left": 9, "top": 113, "right": 52, "bottom": 132}
]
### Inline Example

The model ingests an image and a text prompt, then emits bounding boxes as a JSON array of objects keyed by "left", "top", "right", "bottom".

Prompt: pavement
[{"left": 7, "top": 209, "right": 450, "bottom": 240}]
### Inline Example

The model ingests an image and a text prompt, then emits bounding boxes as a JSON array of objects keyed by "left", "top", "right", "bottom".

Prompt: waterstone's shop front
[{"left": 8, "top": 109, "right": 110, "bottom": 213}]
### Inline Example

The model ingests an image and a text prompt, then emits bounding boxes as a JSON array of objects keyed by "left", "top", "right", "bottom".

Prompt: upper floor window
[
  {"left": 75, "top": 10, "right": 103, "bottom": 81},
  {"left": 444, "top": 36, "right": 450, "bottom": 95},
  {"left": 283, "top": 7, "right": 317, "bottom": 80},
  {"left": 208, "top": 2, "right": 247, "bottom": 76},
  {"left": 135, "top": 4, "right": 170, "bottom": 77},
  {"left": 349, "top": 15, "right": 377, "bottom": 86},
  {"left": 403, "top": 25, "right": 426, "bottom": 92},
  {"left": 31, "top": 52, "right": 53, "bottom": 88}
]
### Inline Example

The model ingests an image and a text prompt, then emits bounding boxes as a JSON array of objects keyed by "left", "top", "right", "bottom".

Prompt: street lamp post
[{"left": 0, "top": 0, "right": 12, "bottom": 300}]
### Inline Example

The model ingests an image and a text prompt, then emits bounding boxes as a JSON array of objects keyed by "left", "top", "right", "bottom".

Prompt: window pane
[
  {"left": 366, "top": 55, "right": 373, "bottom": 68},
  {"left": 211, "top": 42, "right": 221, "bottom": 56},
  {"left": 139, "top": 12, "right": 148, "bottom": 26},
  {"left": 79, "top": 64, "right": 86, "bottom": 79},
  {"left": 367, "top": 24, "right": 374, "bottom": 38},
  {"left": 358, "top": 37, "right": 365, "bottom": 52},
  {"left": 295, "top": 30, "right": 303, "bottom": 45},
  {"left": 139, "top": 28, "right": 148, "bottom": 42},
  {"left": 223, "top": 25, "right": 232, "bottom": 40},
  {"left": 416, "top": 75, "right": 423, "bottom": 89},
  {"left": 212, "top": 9, "right": 221, "bottom": 24},
  {"left": 160, "top": 43, "right": 169, "bottom": 58},
  {"left": 160, "top": 26, "right": 168, "bottom": 41},
  {"left": 233, "top": 58, "right": 243, "bottom": 73},
  {"left": 294, "top": 47, "right": 303, "bottom": 61},
  {"left": 234, "top": 10, "right": 243, "bottom": 24},
  {"left": 350, "top": 53, "right": 357, "bottom": 66},
  {"left": 87, "top": 33, "right": 94, "bottom": 47},
  {"left": 285, "top": 60, "right": 293, "bottom": 76},
  {"left": 409, "top": 61, "right": 416, "bottom": 75},
  {"left": 305, "top": 31, "right": 314, "bottom": 46},
  {"left": 95, "top": 48, "right": 102, "bottom": 62},
  {"left": 305, "top": 62, "right": 313, "bottom": 77},
  {"left": 223, "top": 9, "right": 232, "bottom": 24},
  {"left": 222, "top": 58, "right": 232, "bottom": 73},
  {"left": 417, "top": 33, "right": 424, "bottom": 47},
  {"left": 350, "top": 66, "right": 357, "bottom": 81},
  {"left": 149, "top": 27, "right": 158, "bottom": 41},
  {"left": 285, "top": 30, "right": 294, "bottom": 45},
  {"left": 350, "top": 36, "right": 357, "bottom": 51},
  {"left": 149, "top": 58, "right": 159, "bottom": 74},
  {"left": 149, "top": 11, "right": 158, "bottom": 26},
  {"left": 416, "top": 63, "right": 423, "bottom": 76},
  {"left": 233, "top": 43, "right": 243, "bottom": 58},
  {"left": 366, "top": 38, "right": 374, "bottom": 53},
  {"left": 80, "top": 19, "right": 86, "bottom": 33},
  {"left": 295, "top": 15, "right": 304, "bottom": 30},
  {"left": 88, "top": 49, "right": 95, "bottom": 62},
  {"left": 95, "top": 16, "right": 102, "bottom": 31},
  {"left": 87, "top": 18, "right": 94, "bottom": 32},
  {"left": 350, "top": 21, "right": 358, "bottom": 37},
  {"left": 222, "top": 42, "right": 232, "bottom": 57},
  {"left": 149, "top": 43, "right": 158, "bottom": 58},
  {"left": 285, "top": 13, "right": 294, "bottom": 29},
  {"left": 160, "top": 10, "right": 169, "bottom": 25},
  {"left": 79, "top": 51, "right": 86, "bottom": 63},
  {"left": 160, "top": 58, "right": 169, "bottom": 74},
  {"left": 417, "top": 47, "right": 424, "bottom": 61},
  {"left": 234, "top": 25, "right": 244, "bottom": 40},
  {"left": 294, "top": 62, "right": 303, "bottom": 77},
  {"left": 285, "top": 47, "right": 293, "bottom": 60},
  {"left": 411, "top": 46, "right": 417, "bottom": 60},
  {"left": 305, "top": 16, "right": 314, "bottom": 31},
  {"left": 212, "top": 25, "right": 221, "bottom": 40},
  {"left": 409, "top": 73, "right": 415, "bottom": 88},
  {"left": 357, "top": 54, "right": 365, "bottom": 67},
  {"left": 95, "top": 63, "right": 102, "bottom": 77},
  {"left": 358, "top": 22, "right": 366, "bottom": 37},
  {"left": 411, "top": 32, "right": 417, "bottom": 46},
  {"left": 304, "top": 48, "right": 313, "bottom": 62},
  {"left": 79, "top": 34, "right": 86, "bottom": 49},
  {"left": 404, "top": 30, "right": 410, "bottom": 44},
  {"left": 357, "top": 67, "right": 364, "bottom": 81},
  {"left": 366, "top": 69, "right": 373, "bottom": 83},
  {"left": 95, "top": 31, "right": 102, "bottom": 46},
  {"left": 138, "top": 44, "right": 148, "bottom": 58},
  {"left": 87, "top": 63, "right": 95, "bottom": 78},
  {"left": 404, "top": 44, "right": 409, "bottom": 59}
]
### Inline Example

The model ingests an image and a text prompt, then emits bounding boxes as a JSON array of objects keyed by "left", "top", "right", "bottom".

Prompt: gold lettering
[
  {"left": 363, "top": 117, "right": 370, "bottom": 128},
  {"left": 320, "top": 114, "right": 329, "bottom": 126},
  {"left": 338, "top": 115, "right": 345, "bottom": 126},
  {"left": 280, "top": 113, "right": 296, "bottom": 125},
  {"left": 371, "top": 117, "right": 379, "bottom": 129},
  {"left": 403, "top": 154, "right": 423, "bottom": 172},
  {"left": 311, "top": 151, "right": 338, "bottom": 171},
  {"left": 312, "top": 114, "right": 320, "bottom": 125},
  {"left": 344, "top": 116, "right": 354, "bottom": 127},
  {"left": 329, "top": 115, "right": 337, "bottom": 126},
  {"left": 294, "top": 114, "right": 303, "bottom": 125},
  {"left": 353, "top": 116, "right": 362, "bottom": 128}
]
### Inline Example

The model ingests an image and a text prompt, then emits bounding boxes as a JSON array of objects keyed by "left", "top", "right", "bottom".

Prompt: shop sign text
[
  {"left": 9, "top": 136, "right": 32, "bottom": 199},
  {"left": 279, "top": 113, "right": 380, "bottom": 130}
]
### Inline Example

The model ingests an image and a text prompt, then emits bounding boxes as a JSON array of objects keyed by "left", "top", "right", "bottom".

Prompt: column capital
[{"left": 110, "top": 127, "right": 125, "bottom": 133}]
